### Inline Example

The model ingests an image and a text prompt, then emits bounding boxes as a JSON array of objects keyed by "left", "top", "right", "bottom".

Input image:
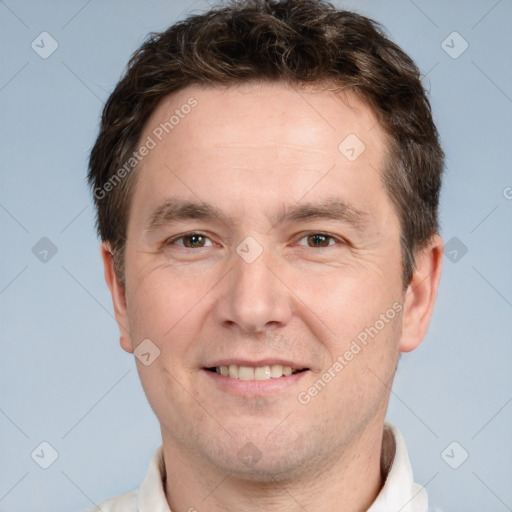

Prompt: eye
[
  {"left": 167, "top": 232, "right": 213, "bottom": 248},
  {"left": 296, "top": 232, "right": 340, "bottom": 248}
]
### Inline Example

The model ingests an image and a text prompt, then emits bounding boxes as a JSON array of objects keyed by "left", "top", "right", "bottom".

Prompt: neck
[{"left": 162, "top": 418, "right": 386, "bottom": 512}]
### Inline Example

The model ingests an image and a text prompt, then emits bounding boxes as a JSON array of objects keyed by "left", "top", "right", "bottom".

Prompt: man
[{"left": 86, "top": 0, "right": 443, "bottom": 510}]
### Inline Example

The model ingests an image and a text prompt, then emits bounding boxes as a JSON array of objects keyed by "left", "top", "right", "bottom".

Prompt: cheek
[
  {"left": 311, "top": 276, "right": 403, "bottom": 411},
  {"left": 314, "top": 263, "right": 401, "bottom": 339},
  {"left": 124, "top": 260, "right": 226, "bottom": 373},
  {"left": 124, "top": 265, "right": 197, "bottom": 346}
]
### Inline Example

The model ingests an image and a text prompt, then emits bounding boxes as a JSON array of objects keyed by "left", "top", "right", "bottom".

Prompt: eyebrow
[
  {"left": 146, "top": 197, "right": 370, "bottom": 232},
  {"left": 271, "top": 198, "right": 370, "bottom": 230},
  {"left": 147, "top": 199, "right": 228, "bottom": 231}
]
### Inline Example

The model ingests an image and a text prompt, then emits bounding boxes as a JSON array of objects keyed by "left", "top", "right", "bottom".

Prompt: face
[{"left": 105, "top": 82, "right": 438, "bottom": 481}]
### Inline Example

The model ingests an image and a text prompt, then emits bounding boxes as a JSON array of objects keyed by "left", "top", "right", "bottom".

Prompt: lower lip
[{"left": 203, "top": 369, "right": 309, "bottom": 396}]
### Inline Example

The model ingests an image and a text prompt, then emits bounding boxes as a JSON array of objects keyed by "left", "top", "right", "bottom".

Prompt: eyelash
[{"left": 166, "top": 232, "right": 344, "bottom": 249}]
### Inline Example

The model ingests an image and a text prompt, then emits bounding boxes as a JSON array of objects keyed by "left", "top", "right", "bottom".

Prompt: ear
[
  {"left": 399, "top": 234, "right": 443, "bottom": 353},
  {"left": 101, "top": 242, "right": 134, "bottom": 353}
]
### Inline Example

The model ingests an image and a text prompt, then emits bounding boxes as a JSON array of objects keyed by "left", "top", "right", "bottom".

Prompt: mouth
[{"left": 205, "top": 364, "right": 309, "bottom": 381}]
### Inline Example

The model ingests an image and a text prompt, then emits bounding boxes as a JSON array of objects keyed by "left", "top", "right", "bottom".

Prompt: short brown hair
[{"left": 88, "top": 0, "right": 444, "bottom": 287}]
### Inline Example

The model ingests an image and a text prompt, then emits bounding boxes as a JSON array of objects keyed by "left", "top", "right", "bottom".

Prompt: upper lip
[{"left": 205, "top": 359, "right": 309, "bottom": 369}]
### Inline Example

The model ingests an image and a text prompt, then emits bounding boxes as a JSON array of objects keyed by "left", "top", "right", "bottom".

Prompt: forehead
[
  {"left": 129, "top": 81, "right": 393, "bottom": 231},
  {"left": 142, "top": 81, "right": 386, "bottom": 159}
]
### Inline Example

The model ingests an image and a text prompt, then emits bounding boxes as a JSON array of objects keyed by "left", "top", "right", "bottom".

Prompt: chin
[
  {"left": 215, "top": 453, "right": 309, "bottom": 484},
  {"left": 202, "top": 426, "right": 321, "bottom": 483}
]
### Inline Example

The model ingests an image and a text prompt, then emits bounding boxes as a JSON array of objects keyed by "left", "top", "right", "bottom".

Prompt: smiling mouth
[{"left": 206, "top": 364, "right": 308, "bottom": 381}]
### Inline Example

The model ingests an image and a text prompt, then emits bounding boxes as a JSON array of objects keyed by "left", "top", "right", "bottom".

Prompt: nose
[{"left": 213, "top": 242, "right": 293, "bottom": 334}]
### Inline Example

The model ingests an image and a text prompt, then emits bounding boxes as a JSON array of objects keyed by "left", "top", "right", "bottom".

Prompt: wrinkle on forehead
[{"left": 211, "top": 142, "right": 328, "bottom": 154}]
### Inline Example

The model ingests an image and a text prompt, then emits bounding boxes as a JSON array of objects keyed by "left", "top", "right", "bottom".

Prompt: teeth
[
  {"left": 238, "top": 366, "right": 254, "bottom": 380},
  {"left": 270, "top": 364, "right": 284, "bottom": 378},
  {"left": 254, "top": 366, "right": 271, "bottom": 380},
  {"left": 215, "top": 364, "right": 299, "bottom": 380},
  {"left": 228, "top": 364, "right": 239, "bottom": 378}
]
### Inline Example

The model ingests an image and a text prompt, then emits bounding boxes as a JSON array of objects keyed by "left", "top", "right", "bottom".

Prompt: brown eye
[
  {"left": 308, "top": 234, "right": 331, "bottom": 247},
  {"left": 169, "top": 233, "right": 212, "bottom": 248},
  {"left": 297, "top": 233, "right": 337, "bottom": 248},
  {"left": 183, "top": 234, "right": 206, "bottom": 248}
]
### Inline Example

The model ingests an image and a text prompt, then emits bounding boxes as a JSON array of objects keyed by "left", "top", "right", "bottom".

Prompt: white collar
[{"left": 368, "top": 422, "right": 428, "bottom": 512}]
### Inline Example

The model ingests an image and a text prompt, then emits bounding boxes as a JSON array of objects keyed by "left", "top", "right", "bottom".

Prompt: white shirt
[{"left": 83, "top": 422, "right": 429, "bottom": 512}]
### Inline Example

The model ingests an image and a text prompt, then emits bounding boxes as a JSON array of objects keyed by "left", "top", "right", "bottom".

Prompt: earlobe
[
  {"left": 101, "top": 243, "right": 134, "bottom": 353},
  {"left": 399, "top": 235, "right": 443, "bottom": 353}
]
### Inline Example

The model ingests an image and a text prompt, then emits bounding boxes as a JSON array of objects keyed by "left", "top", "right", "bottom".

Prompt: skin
[{"left": 102, "top": 82, "right": 443, "bottom": 512}]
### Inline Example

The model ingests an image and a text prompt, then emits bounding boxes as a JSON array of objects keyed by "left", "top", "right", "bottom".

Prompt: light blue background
[{"left": 1, "top": 1, "right": 511, "bottom": 511}]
